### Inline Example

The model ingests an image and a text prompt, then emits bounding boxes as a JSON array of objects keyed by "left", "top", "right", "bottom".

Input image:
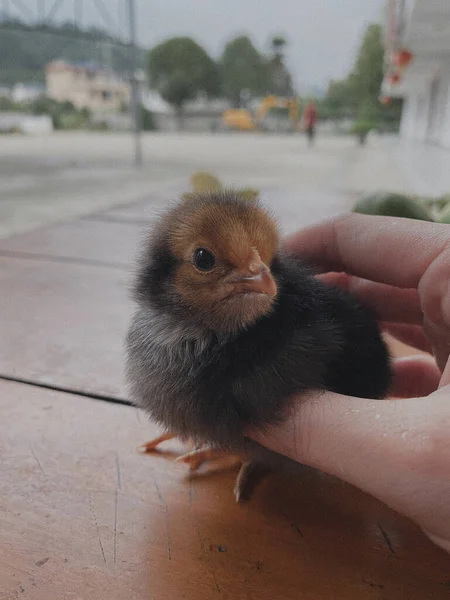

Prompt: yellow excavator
[{"left": 222, "top": 96, "right": 299, "bottom": 132}]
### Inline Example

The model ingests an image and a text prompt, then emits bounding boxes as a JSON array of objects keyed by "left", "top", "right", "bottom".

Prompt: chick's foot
[
  {"left": 138, "top": 432, "right": 175, "bottom": 453},
  {"left": 234, "top": 461, "right": 270, "bottom": 503},
  {"left": 175, "top": 447, "right": 242, "bottom": 472}
]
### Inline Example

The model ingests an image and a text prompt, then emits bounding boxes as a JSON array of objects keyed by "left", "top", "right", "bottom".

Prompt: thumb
[
  {"left": 249, "top": 391, "right": 450, "bottom": 552},
  {"left": 248, "top": 391, "right": 437, "bottom": 501}
]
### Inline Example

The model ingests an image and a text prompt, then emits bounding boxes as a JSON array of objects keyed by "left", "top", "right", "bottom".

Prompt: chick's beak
[{"left": 230, "top": 260, "right": 277, "bottom": 297}]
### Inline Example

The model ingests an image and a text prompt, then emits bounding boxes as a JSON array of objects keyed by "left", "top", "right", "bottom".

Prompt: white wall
[
  {"left": 399, "top": 59, "right": 450, "bottom": 148},
  {"left": 0, "top": 113, "right": 53, "bottom": 134},
  {"left": 400, "top": 96, "right": 417, "bottom": 138},
  {"left": 20, "top": 115, "right": 53, "bottom": 134},
  {"left": 426, "top": 70, "right": 450, "bottom": 144},
  {"left": 400, "top": 90, "right": 430, "bottom": 141},
  {"left": 438, "top": 68, "right": 450, "bottom": 147},
  {"left": 415, "top": 90, "right": 431, "bottom": 141}
]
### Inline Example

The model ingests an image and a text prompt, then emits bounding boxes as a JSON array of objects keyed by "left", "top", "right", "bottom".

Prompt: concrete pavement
[{"left": 0, "top": 131, "right": 423, "bottom": 239}]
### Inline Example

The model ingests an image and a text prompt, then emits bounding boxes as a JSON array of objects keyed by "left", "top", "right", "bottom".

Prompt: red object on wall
[
  {"left": 388, "top": 72, "right": 401, "bottom": 85},
  {"left": 380, "top": 96, "right": 392, "bottom": 105},
  {"left": 393, "top": 49, "right": 413, "bottom": 68}
]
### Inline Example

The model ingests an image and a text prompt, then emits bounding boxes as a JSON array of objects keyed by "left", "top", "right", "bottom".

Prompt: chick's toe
[
  {"left": 175, "top": 448, "right": 242, "bottom": 472},
  {"left": 138, "top": 432, "right": 176, "bottom": 453},
  {"left": 234, "top": 461, "right": 270, "bottom": 503}
]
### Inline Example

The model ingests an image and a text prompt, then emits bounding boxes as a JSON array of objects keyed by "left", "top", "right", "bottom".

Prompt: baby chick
[{"left": 126, "top": 192, "right": 391, "bottom": 501}]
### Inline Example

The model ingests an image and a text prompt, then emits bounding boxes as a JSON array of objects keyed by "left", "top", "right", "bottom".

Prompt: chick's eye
[{"left": 193, "top": 248, "right": 216, "bottom": 271}]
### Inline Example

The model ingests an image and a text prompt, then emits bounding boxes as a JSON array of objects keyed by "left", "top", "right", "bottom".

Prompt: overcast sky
[
  {"left": 132, "top": 0, "right": 386, "bottom": 89},
  {"left": 15, "top": 0, "right": 385, "bottom": 88}
]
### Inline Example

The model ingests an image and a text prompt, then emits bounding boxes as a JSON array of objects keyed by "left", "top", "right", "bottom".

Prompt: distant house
[
  {"left": 383, "top": 0, "right": 450, "bottom": 148},
  {"left": 11, "top": 83, "right": 45, "bottom": 103},
  {"left": 45, "top": 60, "right": 131, "bottom": 113}
]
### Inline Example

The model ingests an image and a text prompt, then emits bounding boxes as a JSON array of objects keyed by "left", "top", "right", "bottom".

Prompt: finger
[
  {"left": 382, "top": 322, "right": 432, "bottom": 353},
  {"left": 389, "top": 356, "right": 441, "bottom": 398},
  {"left": 318, "top": 273, "right": 423, "bottom": 324},
  {"left": 249, "top": 391, "right": 450, "bottom": 550},
  {"left": 248, "top": 391, "right": 428, "bottom": 475},
  {"left": 439, "top": 358, "right": 450, "bottom": 388},
  {"left": 285, "top": 214, "right": 450, "bottom": 289}
]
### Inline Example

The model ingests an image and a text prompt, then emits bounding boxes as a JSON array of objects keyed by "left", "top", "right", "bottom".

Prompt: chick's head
[{"left": 138, "top": 192, "right": 280, "bottom": 333}]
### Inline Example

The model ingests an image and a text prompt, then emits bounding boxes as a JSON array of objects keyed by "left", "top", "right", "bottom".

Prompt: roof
[{"left": 46, "top": 60, "right": 108, "bottom": 74}]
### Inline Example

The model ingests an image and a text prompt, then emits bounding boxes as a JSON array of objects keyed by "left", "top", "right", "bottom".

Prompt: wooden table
[{"left": 1, "top": 365, "right": 449, "bottom": 600}]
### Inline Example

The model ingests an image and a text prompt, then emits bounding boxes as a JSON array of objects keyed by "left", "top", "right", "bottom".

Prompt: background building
[
  {"left": 46, "top": 60, "right": 131, "bottom": 112},
  {"left": 11, "top": 82, "right": 45, "bottom": 103},
  {"left": 383, "top": 0, "right": 450, "bottom": 148}
]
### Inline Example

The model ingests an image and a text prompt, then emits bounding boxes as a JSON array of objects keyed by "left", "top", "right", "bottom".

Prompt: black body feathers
[{"left": 126, "top": 248, "right": 392, "bottom": 451}]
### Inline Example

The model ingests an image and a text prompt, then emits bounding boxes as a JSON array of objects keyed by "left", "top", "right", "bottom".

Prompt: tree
[
  {"left": 320, "top": 23, "right": 402, "bottom": 128},
  {"left": 271, "top": 36, "right": 287, "bottom": 58},
  {"left": 267, "top": 35, "right": 293, "bottom": 96},
  {"left": 220, "top": 36, "right": 268, "bottom": 106},
  {"left": 351, "top": 24, "right": 384, "bottom": 107},
  {"left": 147, "top": 37, "right": 219, "bottom": 128},
  {"left": 351, "top": 23, "right": 402, "bottom": 128},
  {"left": 320, "top": 77, "right": 357, "bottom": 119}
]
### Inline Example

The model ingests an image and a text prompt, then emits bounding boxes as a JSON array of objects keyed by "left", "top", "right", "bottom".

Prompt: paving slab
[
  {"left": 0, "top": 257, "right": 130, "bottom": 398},
  {"left": 5, "top": 131, "right": 448, "bottom": 238},
  {"left": 86, "top": 197, "right": 166, "bottom": 224},
  {"left": 1, "top": 379, "right": 448, "bottom": 600},
  {"left": 262, "top": 186, "right": 352, "bottom": 233},
  {"left": 0, "top": 219, "right": 145, "bottom": 268},
  {"left": 85, "top": 188, "right": 181, "bottom": 224},
  {"left": 87, "top": 184, "right": 352, "bottom": 234},
  {"left": 0, "top": 182, "right": 351, "bottom": 272}
]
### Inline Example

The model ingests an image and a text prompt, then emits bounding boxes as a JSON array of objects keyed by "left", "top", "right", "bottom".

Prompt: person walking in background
[{"left": 302, "top": 101, "right": 318, "bottom": 146}]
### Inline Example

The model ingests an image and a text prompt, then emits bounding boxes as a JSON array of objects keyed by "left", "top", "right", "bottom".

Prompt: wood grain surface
[{"left": 1, "top": 371, "right": 449, "bottom": 600}]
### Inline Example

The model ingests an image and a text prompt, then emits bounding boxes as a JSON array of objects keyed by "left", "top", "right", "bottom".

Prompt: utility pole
[
  {"left": 2, "top": 0, "right": 10, "bottom": 20},
  {"left": 127, "top": 0, "right": 142, "bottom": 167},
  {"left": 37, "top": 0, "right": 45, "bottom": 22},
  {"left": 117, "top": 0, "right": 122, "bottom": 38},
  {"left": 74, "top": 0, "right": 82, "bottom": 28}
]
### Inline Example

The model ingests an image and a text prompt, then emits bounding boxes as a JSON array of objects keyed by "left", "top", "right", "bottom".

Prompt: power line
[
  {"left": 92, "top": 0, "right": 115, "bottom": 32},
  {"left": 116, "top": 0, "right": 121, "bottom": 38},
  {"left": 74, "top": 0, "right": 82, "bottom": 27},
  {"left": 37, "top": 0, "right": 46, "bottom": 22},
  {"left": 2, "top": 0, "right": 10, "bottom": 18},
  {"left": 10, "top": 0, "right": 34, "bottom": 21},
  {"left": 47, "top": 0, "right": 66, "bottom": 21},
  {"left": 5, "top": 1, "right": 124, "bottom": 41}
]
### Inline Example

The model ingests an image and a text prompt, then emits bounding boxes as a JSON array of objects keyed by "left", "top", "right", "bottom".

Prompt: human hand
[{"left": 250, "top": 214, "right": 450, "bottom": 552}]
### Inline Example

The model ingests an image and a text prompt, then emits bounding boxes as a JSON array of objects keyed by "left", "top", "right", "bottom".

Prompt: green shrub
[{"left": 353, "top": 192, "right": 433, "bottom": 221}]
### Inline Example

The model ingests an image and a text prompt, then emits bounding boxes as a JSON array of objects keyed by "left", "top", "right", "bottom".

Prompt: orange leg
[
  {"left": 139, "top": 438, "right": 266, "bottom": 501},
  {"left": 138, "top": 432, "right": 176, "bottom": 453},
  {"left": 233, "top": 461, "right": 269, "bottom": 503},
  {"left": 175, "top": 447, "right": 242, "bottom": 472},
  {"left": 177, "top": 451, "right": 268, "bottom": 502}
]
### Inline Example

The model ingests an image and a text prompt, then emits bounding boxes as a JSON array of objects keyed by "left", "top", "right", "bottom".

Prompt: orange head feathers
[{"left": 137, "top": 191, "right": 280, "bottom": 333}]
